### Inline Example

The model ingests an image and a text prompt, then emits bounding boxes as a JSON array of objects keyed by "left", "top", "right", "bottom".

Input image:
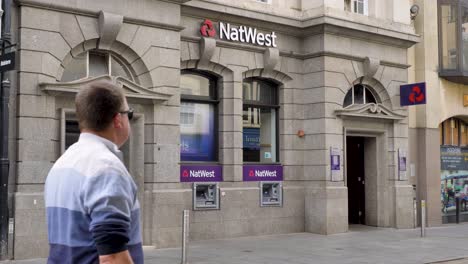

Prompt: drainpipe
[{"left": 0, "top": 0, "right": 11, "bottom": 260}]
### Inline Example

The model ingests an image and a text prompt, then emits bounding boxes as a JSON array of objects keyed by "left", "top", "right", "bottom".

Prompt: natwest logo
[
  {"left": 254, "top": 170, "right": 277, "bottom": 177},
  {"left": 409, "top": 85, "right": 425, "bottom": 103},
  {"left": 189, "top": 170, "right": 216, "bottom": 178},
  {"left": 200, "top": 19, "right": 216, "bottom": 37},
  {"left": 199, "top": 19, "right": 278, "bottom": 48}
]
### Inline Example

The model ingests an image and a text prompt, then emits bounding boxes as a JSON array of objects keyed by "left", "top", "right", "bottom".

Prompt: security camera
[{"left": 410, "top": 4, "right": 419, "bottom": 20}]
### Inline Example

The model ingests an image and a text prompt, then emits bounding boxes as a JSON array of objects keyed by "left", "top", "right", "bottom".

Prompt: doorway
[{"left": 347, "top": 136, "right": 366, "bottom": 225}]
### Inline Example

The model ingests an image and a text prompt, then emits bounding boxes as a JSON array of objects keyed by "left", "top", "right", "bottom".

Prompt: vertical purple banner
[
  {"left": 180, "top": 165, "right": 223, "bottom": 182},
  {"left": 331, "top": 150, "right": 340, "bottom": 171},
  {"left": 243, "top": 165, "right": 283, "bottom": 181}
]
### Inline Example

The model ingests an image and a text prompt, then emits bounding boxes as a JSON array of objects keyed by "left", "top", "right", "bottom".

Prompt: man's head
[{"left": 75, "top": 81, "right": 132, "bottom": 147}]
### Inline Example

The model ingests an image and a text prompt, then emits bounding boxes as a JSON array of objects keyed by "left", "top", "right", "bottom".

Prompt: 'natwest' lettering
[
  {"left": 219, "top": 22, "right": 277, "bottom": 47},
  {"left": 255, "top": 170, "right": 277, "bottom": 177},
  {"left": 190, "top": 170, "right": 216, "bottom": 178}
]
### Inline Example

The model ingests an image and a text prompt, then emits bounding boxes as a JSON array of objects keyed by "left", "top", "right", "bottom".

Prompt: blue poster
[
  {"left": 243, "top": 128, "right": 260, "bottom": 150},
  {"left": 180, "top": 106, "right": 215, "bottom": 161}
]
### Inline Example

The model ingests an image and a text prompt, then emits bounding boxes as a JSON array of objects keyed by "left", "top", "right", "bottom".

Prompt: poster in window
[
  {"left": 330, "top": 147, "right": 342, "bottom": 182},
  {"left": 398, "top": 148, "right": 407, "bottom": 180},
  {"left": 180, "top": 104, "right": 216, "bottom": 162},
  {"left": 243, "top": 128, "right": 260, "bottom": 150}
]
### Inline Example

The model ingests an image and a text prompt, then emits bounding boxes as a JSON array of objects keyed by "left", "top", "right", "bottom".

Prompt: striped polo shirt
[{"left": 45, "top": 133, "right": 143, "bottom": 264}]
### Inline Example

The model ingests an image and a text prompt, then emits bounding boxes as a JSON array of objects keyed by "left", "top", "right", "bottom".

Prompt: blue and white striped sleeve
[{"left": 82, "top": 166, "right": 136, "bottom": 255}]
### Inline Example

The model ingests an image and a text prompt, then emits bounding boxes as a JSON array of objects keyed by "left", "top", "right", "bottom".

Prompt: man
[{"left": 45, "top": 81, "right": 142, "bottom": 264}]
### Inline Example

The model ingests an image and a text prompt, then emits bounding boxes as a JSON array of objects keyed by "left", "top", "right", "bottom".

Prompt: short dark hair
[{"left": 75, "top": 81, "right": 125, "bottom": 131}]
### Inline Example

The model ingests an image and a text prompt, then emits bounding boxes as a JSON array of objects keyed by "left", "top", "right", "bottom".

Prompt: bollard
[
  {"left": 421, "top": 200, "right": 426, "bottom": 237},
  {"left": 456, "top": 197, "right": 460, "bottom": 224},
  {"left": 413, "top": 198, "right": 417, "bottom": 228},
  {"left": 181, "top": 210, "right": 189, "bottom": 264}
]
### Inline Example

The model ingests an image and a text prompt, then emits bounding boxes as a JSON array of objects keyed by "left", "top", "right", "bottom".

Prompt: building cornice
[
  {"left": 182, "top": 1, "right": 419, "bottom": 47},
  {"left": 181, "top": 36, "right": 411, "bottom": 69},
  {"left": 14, "top": 0, "right": 185, "bottom": 31}
]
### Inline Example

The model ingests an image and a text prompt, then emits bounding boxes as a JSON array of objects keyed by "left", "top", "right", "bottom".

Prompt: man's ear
[{"left": 113, "top": 113, "right": 123, "bottom": 128}]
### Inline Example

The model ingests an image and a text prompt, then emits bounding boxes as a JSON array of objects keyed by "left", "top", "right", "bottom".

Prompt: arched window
[
  {"left": 180, "top": 71, "right": 218, "bottom": 162},
  {"left": 61, "top": 51, "right": 135, "bottom": 82},
  {"left": 242, "top": 78, "right": 279, "bottom": 163},
  {"left": 343, "top": 84, "right": 377, "bottom": 108},
  {"left": 440, "top": 117, "right": 468, "bottom": 147}
]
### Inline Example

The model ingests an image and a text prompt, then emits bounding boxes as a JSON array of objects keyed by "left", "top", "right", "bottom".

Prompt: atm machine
[
  {"left": 260, "top": 181, "right": 283, "bottom": 207},
  {"left": 193, "top": 182, "right": 220, "bottom": 210}
]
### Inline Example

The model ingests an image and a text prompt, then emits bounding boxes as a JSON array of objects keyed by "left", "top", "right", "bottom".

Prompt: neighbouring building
[
  {"left": 408, "top": 0, "right": 468, "bottom": 226},
  {"left": 1, "top": 0, "right": 419, "bottom": 259}
]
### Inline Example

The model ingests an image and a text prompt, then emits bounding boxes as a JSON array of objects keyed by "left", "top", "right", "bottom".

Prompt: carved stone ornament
[
  {"left": 98, "top": 11, "right": 124, "bottom": 50},
  {"left": 363, "top": 57, "right": 380, "bottom": 78},
  {"left": 199, "top": 37, "right": 217, "bottom": 66},
  {"left": 335, "top": 103, "right": 406, "bottom": 121},
  {"left": 264, "top": 47, "right": 279, "bottom": 71},
  {"left": 40, "top": 75, "right": 172, "bottom": 104}
]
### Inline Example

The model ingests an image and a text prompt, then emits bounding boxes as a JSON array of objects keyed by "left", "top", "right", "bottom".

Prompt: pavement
[{"left": 4, "top": 224, "right": 468, "bottom": 264}]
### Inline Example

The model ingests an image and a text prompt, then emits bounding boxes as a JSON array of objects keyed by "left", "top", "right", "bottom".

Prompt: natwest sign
[
  {"left": 180, "top": 165, "right": 222, "bottom": 182},
  {"left": 243, "top": 165, "right": 283, "bottom": 181},
  {"left": 200, "top": 19, "right": 278, "bottom": 48},
  {"left": 220, "top": 22, "right": 277, "bottom": 47}
]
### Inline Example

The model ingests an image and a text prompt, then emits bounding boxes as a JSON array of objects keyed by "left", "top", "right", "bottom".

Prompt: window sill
[{"left": 243, "top": 162, "right": 282, "bottom": 165}]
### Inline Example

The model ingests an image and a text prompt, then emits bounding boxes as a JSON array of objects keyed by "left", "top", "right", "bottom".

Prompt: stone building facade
[{"left": 4, "top": 0, "right": 418, "bottom": 259}]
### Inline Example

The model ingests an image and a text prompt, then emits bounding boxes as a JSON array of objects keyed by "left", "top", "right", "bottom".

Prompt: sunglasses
[{"left": 119, "top": 108, "right": 134, "bottom": 120}]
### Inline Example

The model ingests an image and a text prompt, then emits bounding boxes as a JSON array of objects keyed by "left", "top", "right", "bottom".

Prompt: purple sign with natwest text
[
  {"left": 180, "top": 165, "right": 222, "bottom": 182},
  {"left": 243, "top": 165, "right": 283, "bottom": 181}
]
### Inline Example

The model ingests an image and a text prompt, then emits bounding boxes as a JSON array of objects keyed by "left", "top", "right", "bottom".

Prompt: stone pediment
[
  {"left": 335, "top": 103, "right": 406, "bottom": 121},
  {"left": 40, "top": 75, "right": 172, "bottom": 104}
]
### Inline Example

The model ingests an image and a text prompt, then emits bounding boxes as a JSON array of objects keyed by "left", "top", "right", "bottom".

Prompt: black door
[{"left": 347, "top": 136, "right": 365, "bottom": 225}]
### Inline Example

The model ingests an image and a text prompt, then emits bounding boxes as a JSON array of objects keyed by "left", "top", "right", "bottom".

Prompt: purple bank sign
[
  {"left": 243, "top": 165, "right": 283, "bottom": 181},
  {"left": 180, "top": 165, "right": 222, "bottom": 182}
]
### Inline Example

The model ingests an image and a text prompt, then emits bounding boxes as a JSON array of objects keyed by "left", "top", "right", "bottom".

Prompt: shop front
[{"left": 9, "top": 0, "right": 418, "bottom": 259}]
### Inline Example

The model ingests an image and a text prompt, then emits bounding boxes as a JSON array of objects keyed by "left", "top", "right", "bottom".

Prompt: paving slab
[{"left": 3, "top": 224, "right": 468, "bottom": 264}]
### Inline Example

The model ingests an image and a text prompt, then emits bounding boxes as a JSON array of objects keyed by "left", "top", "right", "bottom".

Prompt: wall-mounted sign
[
  {"left": 440, "top": 146, "right": 468, "bottom": 171},
  {"left": 200, "top": 19, "right": 278, "bottom": 47},
  {"left": 464, "top": 94, "right": 468, "bottom": 107},
  {"left": 0, "top": 52, "right": 15, "bottom": 73},
  {"left": 243, "top": 165, "right": 283, "bottom": 181},
  {"left": 398, "top": 148, "right": 407, "bottom": 180},
  {"left": 220, "top": 22, "right": 277, "bottom": 47},
  {"left": 180, "top": 165, "right": 222, "bottom": 182},
  {"left": 330, "top": 147, "right": 342, "bottom": 182},
  {"left": 400, "top": 82, "right": 426, "bottom": 106}
]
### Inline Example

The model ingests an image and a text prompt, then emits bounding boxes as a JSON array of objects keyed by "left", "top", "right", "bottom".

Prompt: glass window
[
  {"left": 343, "top": 84, "right": 378, "bottom": 107},
  {"left": 65, "top": 120, "right": 80, "bottom": 150},
  {"left": 89, "top": 52, "right": 109, "bottom": 77},
  {"left": 61, "top": 51, "right": 135, "bottom": 82},
  {"left": 440, "top": 3, "right": 458, "bottom": 70},
  {"left": 61, "top": 52, "right": 87, "bottom": 82},
  {"left": 439, "top": 118, "right": 468, "bottom": 146},
  {"left": 243, "top": 78, "right": 278, "bottom": 163},
  {"left": 111, "top": 56, "right": 133, "bottom": 81},
  {"left": 180, "top": 72, "right": 218, "bottom": 162},
  {"left": 351, "top": 0, "right": 368, "bottom": 15},
  {"left": 180, "top": 74, "right": 211, "bottom": 97}
]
